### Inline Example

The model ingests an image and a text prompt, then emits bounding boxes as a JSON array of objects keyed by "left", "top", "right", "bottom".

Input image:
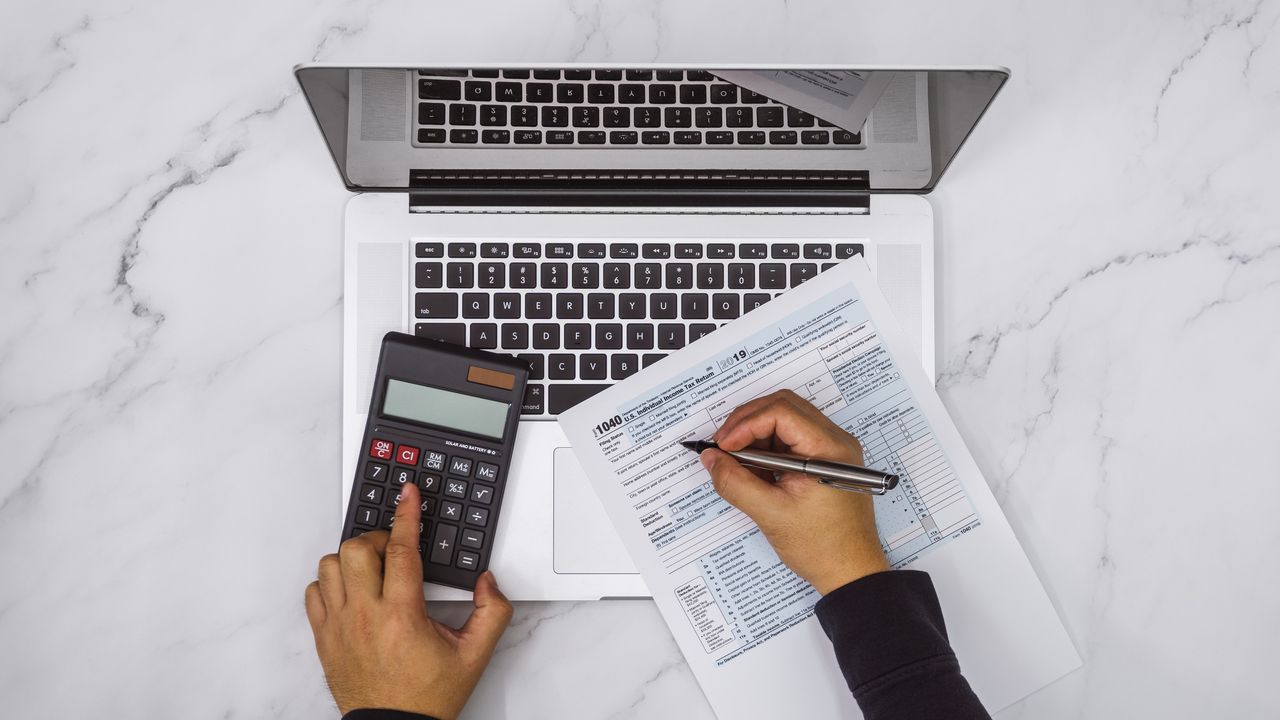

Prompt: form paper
[
  {"left": 712, "top": 70, "right": 893, "bottom": 135},
  {"left": 558, "top": 260, "right": 1081, "bottom": 718}
]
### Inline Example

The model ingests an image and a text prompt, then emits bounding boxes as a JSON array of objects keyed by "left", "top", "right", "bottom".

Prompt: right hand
[{"left": 701, "top": 389, "right": 890, "bottom": 595}]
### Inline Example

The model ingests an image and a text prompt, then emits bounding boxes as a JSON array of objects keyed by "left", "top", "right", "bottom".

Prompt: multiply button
[
  {"left": 369, "top": 438, "right": 394, "bottom": 460},
  {"left": 475, "top": 462, "right": 499, "bottom": 481},
  {"left": 449, "top": 457, "right": 473, "bottom": 476},
  {"left": 430, "top": 523, "right": 458, "bottom": 565},
  {"left": 440, "top": 500, "right": 463, "bottom": 521},
  {"left": 423, "top": 451, "right": 446, "bottom": 471},
  {"left": 396, "top": 445, "right": 420, "bottom": 465}
]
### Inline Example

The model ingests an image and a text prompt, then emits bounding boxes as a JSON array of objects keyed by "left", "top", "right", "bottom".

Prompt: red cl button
[
  {"left": 369, "top": 439, "right": 394, "bottom": 460},
  {"left": 396, "top": 445, "right": 421, "bottom": 466}
]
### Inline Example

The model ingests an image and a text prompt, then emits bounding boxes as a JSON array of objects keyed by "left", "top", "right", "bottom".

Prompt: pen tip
[{"left": 680, "top": 439, "right": 716, "bottom": 453}]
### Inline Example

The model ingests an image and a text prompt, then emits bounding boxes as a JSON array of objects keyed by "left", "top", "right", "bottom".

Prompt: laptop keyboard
[
  {"left": 412, "top": 240, "right": 865, "bottom": 416},
  {"left": 412, "top": 69, "right": 864, "bottom": 148}
]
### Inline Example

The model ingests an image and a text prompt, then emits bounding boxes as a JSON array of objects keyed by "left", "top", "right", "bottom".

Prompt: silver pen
[{"left": 681, "top": 439, "right": 899, "bottom": 495}]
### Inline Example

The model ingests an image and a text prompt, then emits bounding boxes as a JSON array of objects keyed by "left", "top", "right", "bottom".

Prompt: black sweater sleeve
[
  {"left": 343, "top": 709, "right": 440, "bottom": 720},
  {"left": 815, "top": 570, "right": 990, "bottom": 720}
]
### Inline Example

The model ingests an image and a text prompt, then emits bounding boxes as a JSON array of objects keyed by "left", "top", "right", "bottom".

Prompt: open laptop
[{"left": 295, "top": 64, "right": 1008, "bottom": 601}]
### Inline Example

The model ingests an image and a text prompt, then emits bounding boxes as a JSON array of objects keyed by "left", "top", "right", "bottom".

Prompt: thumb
[
  {"left": 459, "top": 571, "right": 513, "bottom": 665},
  {"left": 702, "top": 449, "right": 785, "bottom": 524}
]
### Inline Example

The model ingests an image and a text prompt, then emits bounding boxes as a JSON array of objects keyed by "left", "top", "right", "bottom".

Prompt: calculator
[{"left": 341, "top": 331, "right": 529, "bottom": 591}]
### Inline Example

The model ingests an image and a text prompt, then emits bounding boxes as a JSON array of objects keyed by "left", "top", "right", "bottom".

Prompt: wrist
[{"left": 811, "top": 553, "right": 890, "bottom": 596}]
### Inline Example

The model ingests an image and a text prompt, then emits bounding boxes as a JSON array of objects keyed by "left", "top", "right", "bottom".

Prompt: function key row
[
  {"left": 415, "top": 242, "right": 865, "bottom": 260},
  {"left": 419, "top": 69, "right": 718, "bottom": 82}
]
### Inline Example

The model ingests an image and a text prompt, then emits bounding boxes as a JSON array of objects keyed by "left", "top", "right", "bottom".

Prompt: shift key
[{"left": 430, "top": 523, "right": 459, "bottom": 565}]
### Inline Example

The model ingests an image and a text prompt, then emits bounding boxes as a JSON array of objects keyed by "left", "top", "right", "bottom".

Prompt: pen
[{"left": 681, "top": 439, "right": 900, "bottom": 495}]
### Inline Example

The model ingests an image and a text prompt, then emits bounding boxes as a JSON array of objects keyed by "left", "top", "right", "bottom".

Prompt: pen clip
[{"left": 817, "top": 477, "right": 886, "bottom": 496}]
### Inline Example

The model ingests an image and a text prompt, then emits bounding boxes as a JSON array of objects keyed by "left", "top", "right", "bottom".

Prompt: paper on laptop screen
[
  {"left": 557, "top": 260, "right": 1080, "bottom": 719},
  {"left": 713, "top": 70, "right": 894, "bottom": 134}
]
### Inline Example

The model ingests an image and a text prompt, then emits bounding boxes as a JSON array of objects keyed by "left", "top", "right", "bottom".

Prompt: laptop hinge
[{"left": 407, "top": 169, "right": 870, "bottom": 211}]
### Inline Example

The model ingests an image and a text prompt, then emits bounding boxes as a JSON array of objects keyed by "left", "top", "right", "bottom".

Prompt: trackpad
[{"left": 553, "top": 448, "right": 638, "bottom": 574}]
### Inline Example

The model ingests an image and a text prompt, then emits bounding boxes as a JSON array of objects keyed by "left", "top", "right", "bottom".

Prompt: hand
[
  {"left": 701, "top": 389, "right": 890, "bottom": 595},
  {"left": 305, "top": 483, "right": 513, "bottom": 720}
]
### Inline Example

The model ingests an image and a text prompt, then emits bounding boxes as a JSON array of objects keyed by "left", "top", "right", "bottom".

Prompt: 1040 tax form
[{"left": 558, "top": 259, "right": 1080, "bottom": 719}]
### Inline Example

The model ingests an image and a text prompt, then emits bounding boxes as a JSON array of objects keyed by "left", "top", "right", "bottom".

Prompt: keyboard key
[
  {"left": 522, "top": 384, "right": 545, "bottom": 414},
  {"left": 643, "top": 353, "right": 667, "bottom": 367},
  {"left": 728, "top": 263, "right": 755, "bottom": 289},
  {"left": 675, "top": 131, "right": 702, "bottom": 145},
  {"left": 642, "top": 130, "right": 671, "bottom": 144},
  {"left": 364, "top": 462, "right": 389, "bottom": 481},
  {"left": 595, "top": 324, "right": 623, "bottom": 349},
  {"left": 419, "top": 78, "right": 461, "bottom": 100},
  {"left": 415, "top": 292, "right": 458, "bottom": 318},
  {"left": 710, "top": 84, "right": 737, "bottom": 103},
  {"left": 573, "top": 106, "right": 600, "bottom": 127},
  {"left": 727, "top": 107, "right": 752, "bottom": 127},
  {"left": 609, "top": 131, "right": 638, "bottom": 145},
  {"left": 564, "top": 323, "right": 591, "bottom": 349},
  {"left": 480, "top": 104, "right": 507, "bottom": 126},
  {"left": 527, "top": 83, "right": 554, "bottom": 102},
  {"left": 649, "top": 84, "right": 677, "bottom": 103},
  {"left": 790, "top": 263, "right": 818, "bottom": 286},
  {"left": 471, "top": 479, "right": 496, "bottom": 501},
  {"left": 625, "top": 69, "right": 652, "bottom": 80},
  {"left": 418, "top": 102, "right": 446, "bottom": 125},
  {"left": 675, "top": 243, "right": 703, "bottom": 259},
  {"left": 707, "top": 244, "right": 735, "bottom": 259},
  {"left": 465, "top": 81, "right": 492, "bottom": 101},
  {"left": 448, "top": 243, "right": 477, "bottom": 258},
  {"left": 472, "top": 70, "right": 500, "bottom": 78},
  {"left": 680, "top": 293, "right": 709, "bottom": 319},
  {"left": 687, "top": 70, "right": 714, "bottom": 81},
  {"left": 572, "top": 263, "right": 600, "bottom": 289},
  {"left": 760, "top": 263, "right": 786, "bottom": 289},
  {"left": 533, "top": 323, "right": 560, "bottom": 349},
  {"left": 482, "top": 130, "right": 510, "bottom": 144},
  {"left": 444, "top": 478, "right": 468, "bottom": 499},
  {"left": 742, "top": 90, "right": 768, "bottom": 104},
  {"left": 619, "top": 293, "right": 646, "bottom": 319},
  {"left": 657, "top": 324, "right": 685, "bottom": 349},
  {"left": 501, "top": 323, "right": 529, "bottom": 349},
  {"left": 466, "top": 507, "right": 490, "bottom": 527},
  {"left": 823, "top": 262, "right": 839, "bottom": 271},
  {"left": 836, "top": 243, "right": 865, "bottom": 258},
  {"left": 540, "top": 263, "right": 569, "bottom": 288},
  {"left": 627, "top": 324, "right": 654, "bottom": 349},
  {"left": 494, "top": 293, "right": 520, "bottom": 318},
  {"left": 756, "top": 107, "right": 783, "bottom": 127},
  {"left": 834, "top": 130, "right": 862, "bottom": 144},
  {"left": 450, "top": 129, "right": 478, "bottom": 143},
  {"left": 787, "top": 107, "right": 816, "bottom": 127},
  {"left": 588, "top": 84, "right": 615, "bottom": 103},
  {"left": 518, "top": 353, "right": 545, "bottom": 379},
  {"left": 604, "top": 107, "right": 630, "bottom": 127},
  {"left": 446, "top": 262, "right": 474, "bottom": 288},
  {"left": 603, "top": 263, "right": 630, "bottom": 288},
  {"left": 594, "top": 69, "right": 622, "bottom": 80},
  {"left": 695, "top": 107, "right": 723, "bottom": 127},
  {"left": 803, "top": 243, "right": 833, "bottom": 259},
  {"left": 480, "top": 242, "right": 509, "bottom": 258},
  {"left": 665, "top": 263, "right": 692, "bottom": 289},
  {"left": 391, "top": 467, "right": 415, "bottom": 487},
  {"left": 462, "top": 293, "right": 489, "bottom": 318},
  {"left": 468, "top": 323, "right": 497, "bottom": 349},
  {"left": 512, "top": 106, "right": 538, "bottom": 127},
  {"left": 580, "top": 354, "right": 607, "bottom": 379},
  {"left": 564, "top": 70, "right": 592, "bottom": 81},
  {"left": 449, "top": 456, "right": 473, "bottom": 476},
  {"left": 697, "top": 263, "right": 725, "bottom": 288},
  {"left": 634, "top": 107, "right": 660, "bottom": 128},
  {"left": 461, "top": 528, "right": 485, "bottom": 549},
  {"left": 656, "top": 70, "right": 683, "bottom": 81},
  {"left": 740, "top": 243, "right": 767, "bottom": 259},
  {"left": 635, "top": 263, "right": 661, "bottom": 289},
  {"left": 769, "top": 130, "right": 798, "bottom": 144},
  {"left": 549, "top": 384, "right": 609, "bottom": 414},
  {"left": 681, "top": 84, "right": 708, "bottom": 104},
  {"left": 801, "top": 130, "right": 831, "bottom": 145},
  {"left": 642, "top": 243, "right": 671, "bottom": 259},
  {"left": 706, "top": 131, "right": 734, "bottom": 144},
  {"left": 712, "top": 294, "right": 740, "bottom": 319},
  {"left": 737, "top": 131, "right": 765, "bottom": 144},
  {"left": 548, "top": 354, "right": 575, "bottom": 380},
  {"left": 496, "top": 82, "right": 522, "bottom": 101},
  {"left": 440, "top": 501, "right": 463, "bottom": 522},
  {"left": 416, "top": 322, "right": 465, "bottom": 345},
  {"left": 610, "top": 243, "right": 639, "bottom": 259},
  {"left": 456, "top": 551, "right": 480, "bottom": 571},
  {"left": 449, "top": 104, "right": 476, "bottom": 126},
  {"left": 619, "top": 84, "right": 646, "bottom": 103},
  {"left": 771, "top": 243, "right": 800, "bottom": 259},
  {"left": 557, "top": 83, "right": 584, "bottom": 103},
  {"left": 650, "top": 294, "right": 677, "bottom": 319},
  {"left": 542, "top": 106, "right": 569, "bottom": 127},
  {"left": 514, "top": 129, "right": 543, "bottom": 144},
  {"left": 429, "top": 523, "right": 458, "bottom": 565},
  {"left": 416, "top": 262, "right": 443, "bottom": 288},
  {"left": 744, "top": 293, "right": 771, "bottom": 313},
  {"left": 664, "top": 107, "right": 691, "bottom": 127},
  {"left": 514, "top": 243, "right": 541, "bottom": 258},
  {"left": 579, "top": 243, "right": 606, "bottom": 258},
  {"left": 423, "top": 451, "right": 446, "bottom": 472},
  {"left": 611, "top": 354, "right": 639, "bottom": 379},
  {"left": 525, "top": 293, "right": 552, "bottom": 318},
  {"left": 587, "top": 293, "right": 615, "bottom": 318},
  {"left": 510, "top": 263, "right": 537, "bottom": 288},
  {"left": 355, "top": 505, "right": 379, "bottom": 527},
  {"left": 557, "top": 293, "right": 585, "bottom": 319},
  {"left": 416, "top": 242, "right": 445, "bottom": 259},
  {"left": 420, "top": 475, "right": 440, "bottom": 495},
  {"left": 547, "top": 130, "right": 574, "bottom": 144},
  {"left": 359, "top": 484, "right": 384, "bottom": 505},
  {"left": 690, "top": 323, "right": 717, "bottom": 342},
  {"left": 533, "top": 70, "right": 561, "bottom": 80}
]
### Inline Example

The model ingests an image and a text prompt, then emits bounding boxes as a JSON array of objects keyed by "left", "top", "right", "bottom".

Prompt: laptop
[{"left": 295, "top": 64, "right": 1008, "bottom": 601}]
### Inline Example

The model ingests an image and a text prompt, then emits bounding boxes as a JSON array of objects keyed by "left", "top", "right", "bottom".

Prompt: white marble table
[{"left": 3, "top": 1, "right": 1279, "bottom": 717}]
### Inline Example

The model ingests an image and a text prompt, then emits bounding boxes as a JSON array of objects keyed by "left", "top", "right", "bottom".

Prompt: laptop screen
[{"left": 295, "top": 65, "right": 1007, "bottom": 195}]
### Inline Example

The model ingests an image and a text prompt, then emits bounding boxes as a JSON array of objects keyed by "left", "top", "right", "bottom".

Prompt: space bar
[{"left": 548, "top": 384, "right": 611, "bottom": 414}]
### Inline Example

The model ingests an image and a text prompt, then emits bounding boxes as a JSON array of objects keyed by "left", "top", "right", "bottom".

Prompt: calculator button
[
  {"left": 419, "top": 474, "right": 441, "bottom": 494},
  {"left": 395, "top": 445, "right": 420, "bottom": 466},
  {"left": 444, "top": 479, "right": 468, "bottom": 499},
  {"left": 448, "top": 457, "right": 473, "bottom": 476},
  {"left": 440, "top": 500, "right": 463, "bottom": 521},
  {"left": 461, "top": 528, "right": 485, "bottom": 549},
  {"left": 391, "top": 467, "right": 415, "bottom": 486},
  {"left": 359, "top": 484, "right": 384, "bottom": 505},
  {"left": 386, "top": 487, "right": 405, "bottom": 508},
  {"left": 363, "top": 462, "right": 388, "bottom": 482},
  {"left": 456, "top": 551, "right": 480, "bottom": 571},
  {"left": 381, "top": 510, "right": 397, "bottom": 530},
  {"left": 369, "top": 438, "right": 394, "bottom": 460},
  {"left": 423, "top": 451, "right": 446, "bottom": 471},
  {"left": 475, "top": 462, "right": 499, "bottom": 482},
  {"left": 430, "top": 524, "right": 459, "bottom": 565},
  {"left": 470, "top": 484, "right": 495, "bottom": 504},
  {"left": 354, "top": 505, "right": 379, "bottom": 527},
  {"left": 466, "top": 507, "right": 490, "bottom": 527},
  {"left": 420, "top": 496, "right": 437, "bottom": 517}
]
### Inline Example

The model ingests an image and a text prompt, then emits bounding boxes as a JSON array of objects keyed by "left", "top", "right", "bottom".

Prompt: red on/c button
[
  {"left": 396, "top": 445, "right": 420, "bottom": 466},
  {"left": 369, "top": 439, "right": 394, "bottom": 460}
]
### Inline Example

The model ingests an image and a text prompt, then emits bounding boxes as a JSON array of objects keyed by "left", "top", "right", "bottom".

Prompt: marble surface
[{"left": 3, "top": 0, "right": 1279, "bottom": 717}]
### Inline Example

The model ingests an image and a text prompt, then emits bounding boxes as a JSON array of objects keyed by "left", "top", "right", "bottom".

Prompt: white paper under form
[{"left": 558, "top": 259, "right": 1080, "bottom": 719}]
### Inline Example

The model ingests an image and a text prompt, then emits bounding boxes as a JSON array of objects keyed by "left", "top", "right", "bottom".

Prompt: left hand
[{"left": 305, "top": 482, "right": 513, "bottom": 720}]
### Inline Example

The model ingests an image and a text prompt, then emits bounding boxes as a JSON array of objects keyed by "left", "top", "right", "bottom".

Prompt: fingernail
[{"left": 700, "top": 450, "right": 717, "bottom": 470}]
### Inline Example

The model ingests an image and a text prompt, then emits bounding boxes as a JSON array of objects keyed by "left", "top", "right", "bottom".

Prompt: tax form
[{"left": 558, "top": 260, "right": 1080, "bottom": 719}]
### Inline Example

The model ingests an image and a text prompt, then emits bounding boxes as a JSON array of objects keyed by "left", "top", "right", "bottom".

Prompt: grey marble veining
[{"left": 2, "top": 0, "right": 1278, "bottom": 717}]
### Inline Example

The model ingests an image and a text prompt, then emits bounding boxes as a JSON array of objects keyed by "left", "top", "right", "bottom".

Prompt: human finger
[{"left": 383, "top": 483, "right": 425, "bottom": 603}]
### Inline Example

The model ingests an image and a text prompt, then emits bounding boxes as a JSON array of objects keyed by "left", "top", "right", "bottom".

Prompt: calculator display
[{"left": 382, "top": 378, "right": 509, "bottom": 440}]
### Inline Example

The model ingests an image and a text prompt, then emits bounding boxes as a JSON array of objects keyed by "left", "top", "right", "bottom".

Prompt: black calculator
[{"left": 341, "top": 331, "right": 529, "bottom": 591}]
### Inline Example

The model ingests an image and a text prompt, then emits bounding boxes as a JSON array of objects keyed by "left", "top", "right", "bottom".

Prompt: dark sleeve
[
  {"left": 814, "top": 570, "right": 990, "bottom": 720},
  {"left": 343, "top": 710, "right": 441, "bottom": 720}
]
